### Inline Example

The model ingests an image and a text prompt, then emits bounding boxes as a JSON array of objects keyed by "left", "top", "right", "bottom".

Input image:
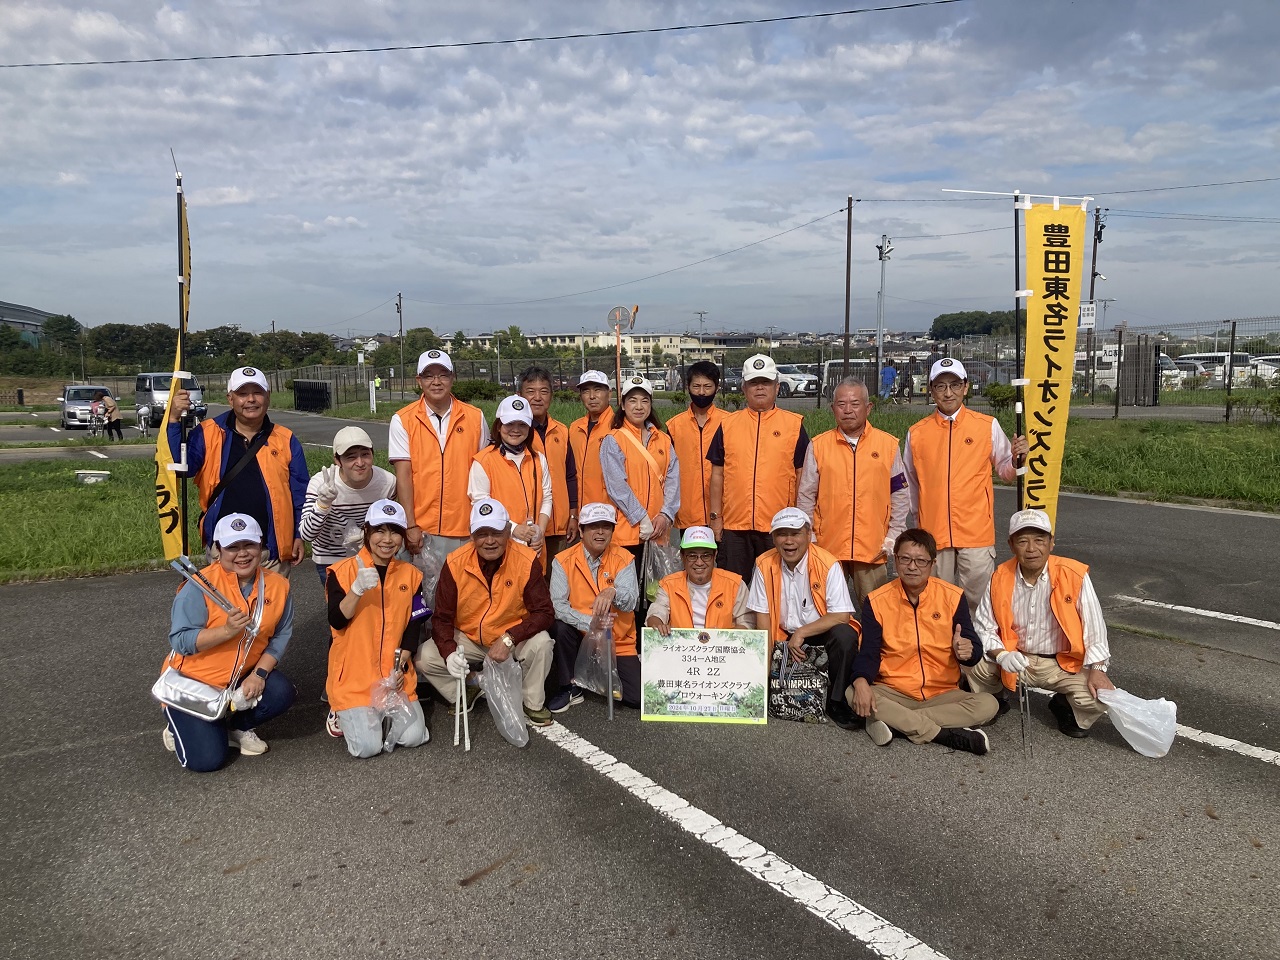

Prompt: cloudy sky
[{"left": 2, "top": 0, "right": 1278, "bottom": 340}]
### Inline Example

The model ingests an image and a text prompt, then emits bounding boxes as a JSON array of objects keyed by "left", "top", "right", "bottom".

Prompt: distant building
[{"left": 0, "top": 300, "right": 54, "bottom": 346}]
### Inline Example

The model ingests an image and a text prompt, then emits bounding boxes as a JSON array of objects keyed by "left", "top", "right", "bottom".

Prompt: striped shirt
[
  {"left": 973, "top": 564, "right": 1111, "bottom": 666},
  {"left": 298, "top": 466, "right": 397, "bottom": 565}
]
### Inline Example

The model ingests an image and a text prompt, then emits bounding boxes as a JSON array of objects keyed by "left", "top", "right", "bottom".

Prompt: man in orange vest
[
  {"left": 568, "top": 370, "right": 614, "bottom": 509},
  {"left": 646, "top": 526, "right": 753, "bottom": 633},
  {"left": 521, "top": 365, "right": 579, "bottom": 562},
  {"left": 666, "top": 360, "right": 726, "bottom": 532},
  {"left": 707, "top": 355, "right": 810, "bottom": 579},
  {"left": 546, "top": 502, "right": 641, "bottom": 712},
  {"left": 169, "top": 366, "right": 308, "bottom": 572},
  {"left": 849, "top": 528, "right": 999, "bottom": 754},
  {"left": 797, "top": 377, "right": 908, "bottom": 604},
  {"left": 418, "top": 497, "right": 555, "bottom": 726},
  {"left": 903, "top": 358, "right": 1028, "bottom": 612},
  {"left": 747, "top": 508, "right": 860, "bottom": 730},
  {"left": 388, "top": 349, "right": 490, "bottom": 560},
  {"left": 970, "top": 509, "right": 1114, "bottom": 737}
]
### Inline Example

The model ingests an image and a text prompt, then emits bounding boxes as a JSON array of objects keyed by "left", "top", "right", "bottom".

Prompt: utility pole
[
  {"left": 766, "top": 325, "right": 776, "bottom": 357},
  {"left": 1085, "top": 208, "right": 1106, "bottom": 399},
  {"left": 694, "top": 310, "right": 708, "bottom": 346},
  {"left": 842, "top": 195, "right": 853, "bottom": 378},
  {"left": 396, "top": 292, "right": 404, "bottom": 401},
  {"left": 876, "top": 234, "right": 893, "bottom": 396},
  {"left": 579, "top": 328, "right": 587, "bottom": 374},
  {"left": 270, "top": 319, "right": 276, "bottom": 334}
]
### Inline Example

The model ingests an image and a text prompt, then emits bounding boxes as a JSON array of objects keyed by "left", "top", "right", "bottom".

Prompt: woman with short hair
[{"left": 468, "top": 395, "right": 553, "bottom": 553}]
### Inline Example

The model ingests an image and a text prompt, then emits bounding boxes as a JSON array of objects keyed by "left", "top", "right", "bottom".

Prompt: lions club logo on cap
[
  {"left": 479, "top": 503, "right": 493, "bottom": 516},
  {"left": 243, "top": 367, "right": 257, "bottom": 376},
  {"left": 940, "top": 358, "right": 953, "bottom": 367},
  {"left": 381, "top": 504, "right": 397, "bottom": 516},
  {"left": 753, "top": 359, "right": 766, "bottom": 370},
  {"left": 512, "top": 399, "right": 525, "bottom": 409},
  {"left": 230, "top": 518, "right": 247, "bottom": 532},
  {"left": 427, "top": 350, "right": 441, "bottom": 359},
  {"left": 631, "top": 376, "right": 644, "bottom": 384}
]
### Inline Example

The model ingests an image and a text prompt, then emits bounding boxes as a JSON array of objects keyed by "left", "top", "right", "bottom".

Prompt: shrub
[
  {"left": 982, "top": 382, "right": 1016, "bottom": 413},
  {"left": 452, "top": 379, "right": 505, "bottom": 403}
]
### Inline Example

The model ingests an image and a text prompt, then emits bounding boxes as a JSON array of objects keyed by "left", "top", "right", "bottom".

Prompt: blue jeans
[{"left": 163, "top": 670, "right": 296, "bottom": 773}]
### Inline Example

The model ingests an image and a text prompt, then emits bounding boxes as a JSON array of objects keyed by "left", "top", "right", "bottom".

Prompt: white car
[{"left": 774, "top": 364, "right": 819, "bottom": 398}]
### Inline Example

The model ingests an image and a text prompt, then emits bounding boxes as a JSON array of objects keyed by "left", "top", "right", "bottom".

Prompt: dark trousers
[
  {"left": 106, "top": 418, "right": 124, "bottom": 440},
  {"left": 719, "top": 528, "right": 776, "bottom": 582},
  {"left": 550, "top": 619, "right": 641, "bottom": 708},
  {"left": 163, "top": 670, "right": 296, "bottom": 773},
  {"left": 791, "top": 622, "right": 858, "bottom": 710}
]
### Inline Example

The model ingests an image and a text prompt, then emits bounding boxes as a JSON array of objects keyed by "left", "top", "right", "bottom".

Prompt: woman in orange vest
[
  {"left": 325, "top": 499, "right": 430, "bottom": 757},
  {"left": 159, "top": 513, "right": 296, "bottom": 773},
  {"left": 599, "top": 376, "right": 680, "bottom": 563},
  {"left": 468, "top": 395, "right": 553, "bottom": 554}
]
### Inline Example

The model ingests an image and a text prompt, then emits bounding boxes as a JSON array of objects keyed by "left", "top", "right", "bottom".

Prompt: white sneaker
[
  {"left": 162, "top": 727, "right": 175, "bottom": 752},
  {"left": 228, "top": 729, "right": 269, "bottom": 756},
  {"left": 866, "top": 719, "right": 893, "bottom": 747}
]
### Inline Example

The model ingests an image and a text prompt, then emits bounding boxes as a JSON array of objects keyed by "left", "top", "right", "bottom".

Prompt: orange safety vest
[
  {"left": 194, "top": 418, "right": 298, "bottom": 554},
  {"left": 326, "top": 549, "right": 423, "bottom": 711},
  {"left": 666, "top": 406, "right": 726, "bottom": 528},
  {"left": 446, "top": 540, "right": 537, "bottom": 646},
  {"left": 395, "top": 396, "right": 486, "bottom": 538},
  {"left": 988, "top": 556, "right": 1088, "bottom": 691},
  {"left": 160, "top": 562, "right": 289, "bottom": 688},
  {"left": 718, "top": 406, "right": 804, "bottom": 532},
  {"left": 473, "top": 445, "right": 545, "bottom": 526},
  {"left": 906, "top": 405, "right": 999, "bottom": 550},
  {"left": 659, "top": 568, "right": 743, "bottom": 630},
  {"left": 810, "top": 423, "right": 900, "bottom": 564},
  {"left": 608, "top": 421, "right": 674, "bottom": 547},
  {"left": 554, "top": 542, "right": 638, "bottom": 657},
  {"left": 754, "top": 544, "right": 858, "bottom": 650},
  {"left": 531, "top": 418, "right": 572, "bottom": 536},
  {"left": 865, "top": 576, "right": 965, "bottom": 701},
  {"left": 569, "top": 409, "right": 615, "bottom": 509}
]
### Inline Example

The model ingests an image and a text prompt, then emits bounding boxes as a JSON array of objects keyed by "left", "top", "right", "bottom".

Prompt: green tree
[
  {"left": 928, "top": 310, "right": 1015, "bottom": 340},
  {"left": 404, "top": 326, "right": 444, "bottom": 354},
  {"left": 42, "top": 314, "right": 82, "bottom": 349},
  {"left": 451, "top": 330, "right": 468, "bottom": 353}
]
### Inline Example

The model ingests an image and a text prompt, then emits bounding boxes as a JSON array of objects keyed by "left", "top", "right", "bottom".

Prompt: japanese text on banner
[{"left": 1022, "top": 203, "right": 1086, "bottom": 527}]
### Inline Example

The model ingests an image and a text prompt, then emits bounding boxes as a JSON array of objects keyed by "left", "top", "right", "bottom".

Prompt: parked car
[
  {"left": 774, "top": 364, "right": 819, "bottom": 398},
  {"left": 721, "top": 370, "right": 744, "bottom": 393},
  {"left": 59, "top": 384, "right": 113, "bottom": 429},
  {"left": 135, "top": 373, "right": 207, "bottom": 427}
]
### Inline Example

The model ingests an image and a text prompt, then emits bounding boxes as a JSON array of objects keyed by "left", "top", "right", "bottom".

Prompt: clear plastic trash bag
[
  {"left": 412, "top": 536, "right": 451, "bottom": 608},
  {"left": 573, "top": 614, "right": 621, "bottom": 699},
  {"left": 370, "top": 672, "right": 416, "bottom": 752},
  {"left": 1097, "top": 687, "right": 1177, "bottom": 758},
  {"left": 477, "top": 654, "right": 530, "bottom": 748},
  {"left": 642, "top": 539, "right": 681, "bottom": 602}
]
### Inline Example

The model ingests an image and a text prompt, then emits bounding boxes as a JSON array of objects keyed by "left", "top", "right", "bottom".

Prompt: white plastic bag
[
  {"left": 370, "top": 672, "right": 416, "bottom": 752},
  {"left": 412, "top": 537, "right": 450, "bottom": 608},
  {"left": 1098, "top": 687, "right": 1177, "bottom": 758},
  {"left": 477, "top": 655, "right": 530, "bottom": 748},
  {"left": 573, "top": 614, "right": 621, "bottom": 699}
]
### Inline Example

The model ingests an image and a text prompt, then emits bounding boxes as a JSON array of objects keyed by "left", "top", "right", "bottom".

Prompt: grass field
[{"left": 2, "top": 403, "right": 1278, "bottom": 583}]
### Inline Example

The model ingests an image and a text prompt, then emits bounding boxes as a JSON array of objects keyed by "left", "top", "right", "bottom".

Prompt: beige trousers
[
  {"left": 859, "top": 683, "right": 1000, "bottom": 744},
  {"left": 934, "top": 546, "right": 996, "bottom": 614},
  {"left": 967, "top": 654, "right": 1107, "bottom": 729},
  {"left": 417, "top": 629, "right": 553, "bottom": 711},
  {"left": 844, "top": 560, "right": 891, "bottom": 605}
]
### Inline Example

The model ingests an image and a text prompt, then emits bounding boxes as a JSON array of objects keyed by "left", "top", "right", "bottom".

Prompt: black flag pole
[
  {"left": 172, "top": 152, "right": 190, "bottom": 556},
  {"left": 1012, "top": 191, "right": 1025, "bottom": 510}
]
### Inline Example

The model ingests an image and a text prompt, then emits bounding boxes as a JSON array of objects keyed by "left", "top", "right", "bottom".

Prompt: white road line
[
  {"left": 534, "top": 723, "right": 950, "bottom": 960},
  {"left": 1113, "top": 594, "right": 1280, "bottom": 632},
  {"left": 1176, "top": 724, "right": 1280, "bottom": 766},
  {"left": 88, "top": 450, "right": 108, "bottom": 459},
  {"left": 49, "top": 426, "right": 61, "bottom": 432}
]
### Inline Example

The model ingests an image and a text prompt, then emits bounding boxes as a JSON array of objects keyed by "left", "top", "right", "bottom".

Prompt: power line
[
  {"left": 0, "top": 1, "right": 967, "bottom": 69},
  {"left": 309, "top": 295, "right": 398, "bottom": 331},
  {"left": 1107, "top": 210, "right": 1280, "bottom": 224},
  {"left": 894, "top": 225, "right": 1007, "bottom": 240},
  {"left": 1091, "top": 176, "right": 1280, "bottom": 196}
]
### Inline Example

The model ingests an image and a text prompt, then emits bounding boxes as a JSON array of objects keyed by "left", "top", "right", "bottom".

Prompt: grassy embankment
[{"left": 2, "top": 406, "right": 1278, "bottom": 584}]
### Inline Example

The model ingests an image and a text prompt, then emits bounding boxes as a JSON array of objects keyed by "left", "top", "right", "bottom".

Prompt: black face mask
[{"left": 689, "top": 391, "right": 716, "bottom": 409}]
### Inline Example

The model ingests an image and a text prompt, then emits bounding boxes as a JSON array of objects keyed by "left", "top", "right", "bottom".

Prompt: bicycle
[{"left": 86, "top": 412, "right": 105, "bottom": 439}]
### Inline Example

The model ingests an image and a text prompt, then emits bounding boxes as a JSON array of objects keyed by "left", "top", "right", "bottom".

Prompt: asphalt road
[{"left": 1, "top": 483, "right": 1277, "bottom": 960}]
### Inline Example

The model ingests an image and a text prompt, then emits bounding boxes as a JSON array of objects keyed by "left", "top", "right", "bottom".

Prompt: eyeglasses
[
  {"left": 894, "top": 554, "right": 933, "bottom": 569},
  {"left": 930, "top": 380, "right": 967, "bottom": 394},
  {"left": 419, "top": 372, "right": 452, "bottom": 383},
  {"left": 684, "top": 553, "right": 715, "bottom": 565}
]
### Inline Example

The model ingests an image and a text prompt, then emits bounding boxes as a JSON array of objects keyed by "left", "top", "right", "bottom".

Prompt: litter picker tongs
[
  {"left": 1017, "top": 675, "right": 1034, "bottom": 759},
  {"left": 170, "top": 555, "right": 264, "bottom": 638}
]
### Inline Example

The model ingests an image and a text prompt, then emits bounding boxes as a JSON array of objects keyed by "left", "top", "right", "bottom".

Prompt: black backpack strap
[{"left": 198, "top": 422, "right": 275, "bottom": 532}]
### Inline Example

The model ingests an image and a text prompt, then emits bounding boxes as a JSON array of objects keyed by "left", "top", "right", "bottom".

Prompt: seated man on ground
[
  {"left": 646, "top": 525, "right": 754, "bottom": 633},
  {"left": 547, "top": 502, "right": 641, "bottom": 712},
  {"left": 970, "top": 509, "right": 1114, "bottom": 738},
  {"left": 418, "top": 498, "right": 556, "bottom": 727},
  {"left": 746, "top": 508, "right": 862, "bottom": 731},
  {"left": 849, "top": 528, "right": 998, "bottom": 755}
]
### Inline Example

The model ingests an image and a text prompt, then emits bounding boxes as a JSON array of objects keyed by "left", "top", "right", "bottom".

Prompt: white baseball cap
[
  {"left": 1008, "top": 508, "right": 1053, "bottom": 537},
  {"left": 770, "top": 507, "right": 811, "bottom": 531},
  {"left": 743, "top": 354, "right": 778, "bottom": 382},
  {"left": 227, "top": 367, "right": 270, "bottom": 393},
  {"left": 333, "top": 426, "right": 374, "bottom": 456},
  {"left": 495, "top": 395, "right": 534, "bottom": 427},
  {"left": 621, "top": 375, "right": 653, "bottom": 397},
  {"left": 470, "top": 497, "right": 510, "bottom": 533},
  {"left": 929, "top": 357, "right": 968, "bottom": 383},
  {"left": 364, "top": 498, "right": 408, "bottom": 530},
  {"left": 212, "top": 513, "right": 263, "bottom": 547},
  {"left": 417, "top": 349, "right": 454, "bottom": 375},
  {"left": 680, "top": 526, "right": 717, "bottom": 550},
  {"left": 577, "top": 370, "right": 610, "bottom": 389},
  {"left": 578, "top": 502, "right": 617, "bottom": 526}
]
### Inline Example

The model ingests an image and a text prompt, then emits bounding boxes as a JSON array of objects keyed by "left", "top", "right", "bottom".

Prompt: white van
[
  {"left": 819, "top": 358, "right": 875, "bottom": 398},
  {"left": 136, "top": 373, "right": 207, "bottom": 426},
  {"left": 1174, "top": 352, "right": 1251, "bottom": 388}
]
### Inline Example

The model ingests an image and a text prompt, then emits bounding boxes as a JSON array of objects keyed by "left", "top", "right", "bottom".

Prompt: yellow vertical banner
[
  {"left": 154, "top": 179, "right": 191, "bottom": 560},
  {"left": 1022, "top": 203, "right": 1087, "bottom": 526}
]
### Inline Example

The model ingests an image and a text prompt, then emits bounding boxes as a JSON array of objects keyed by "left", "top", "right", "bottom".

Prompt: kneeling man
[
  {"left": 970, "top": 509, "right": 1113, "bottom": 738},
  {"left": 645, "top": 525, "right": 753, "bottom": 633},
  {"left": 419, "top": 498, "right": 556, "bottom": 727},
  {"left": 849, "top": 528, "right": 998, "bottom": 754}
]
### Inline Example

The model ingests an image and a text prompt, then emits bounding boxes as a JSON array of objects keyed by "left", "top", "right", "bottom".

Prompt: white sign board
[
  {"left": 640, "top": 628, "right": 768, "bottom": 724},
  {"left": 1079, "top": 301, "right": 1096, "bottom": 330}
]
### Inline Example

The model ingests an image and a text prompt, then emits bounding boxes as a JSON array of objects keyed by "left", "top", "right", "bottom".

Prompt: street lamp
[{"left": 876, "top": 235, "right": 893, "bottom": 394}]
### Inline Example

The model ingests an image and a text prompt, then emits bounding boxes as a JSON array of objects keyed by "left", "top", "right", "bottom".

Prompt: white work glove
[
  {"left": 350, "top": 566, "right": 381, "bottom": 596},
  {"left": 446, "top": 649, "right": 470, "bottom": 679},
  {"left": 638, "top": 516, "right": 655, "bottom": 541},
  {"left": 996, "top": 650, "right": 1030, "bottom": 675},
  {"left": 882, "top": 536, "right": 895, "bottom": 560},
  {"left": 314, "top": 465, "right": 339, "bottom": 511}
]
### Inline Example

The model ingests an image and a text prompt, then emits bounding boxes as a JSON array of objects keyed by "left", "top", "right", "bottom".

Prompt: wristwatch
[
  {"left": 500, "top": 634, "right": 515, "bottom": 650},
  {"left": 709, "top": 512, "right": 720, "bottom": 521},
  {"left": 254, "top": 667, "right": 270, "bottom": 679},
  {"left": 1087, "top": 660, "right": 1110, "bottom": 673}
]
